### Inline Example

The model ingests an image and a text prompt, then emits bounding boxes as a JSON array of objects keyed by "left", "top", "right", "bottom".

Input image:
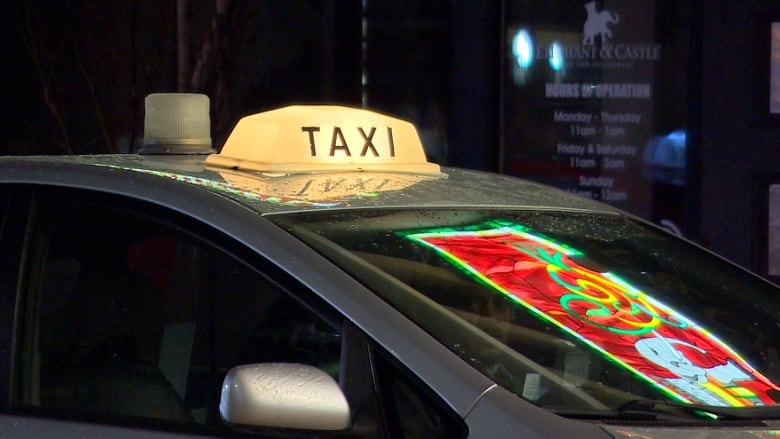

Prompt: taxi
[{"left": 0, "top": 93, "right": 778, "bottom": 438}]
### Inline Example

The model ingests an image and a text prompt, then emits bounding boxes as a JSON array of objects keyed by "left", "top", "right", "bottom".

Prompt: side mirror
[{"left": 220, "top": 363, "right": 351, "bottom": 431}]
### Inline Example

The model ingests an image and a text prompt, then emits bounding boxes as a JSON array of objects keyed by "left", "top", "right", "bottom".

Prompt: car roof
[
  {"left": 0, "top": 99, "right": 623, "bottom": 217},
  {"left": 0, "top": 154, "right": 621, "bottom": 216}
]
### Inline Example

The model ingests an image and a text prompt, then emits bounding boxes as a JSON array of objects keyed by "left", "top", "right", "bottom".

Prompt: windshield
[{"left": 272, "top": 209, "right": 780, "bottom": 413}]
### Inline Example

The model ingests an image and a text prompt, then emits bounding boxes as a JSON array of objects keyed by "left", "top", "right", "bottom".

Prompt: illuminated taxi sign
[{"left": 205, "top": 105, "right": 441, "bottom": 175}]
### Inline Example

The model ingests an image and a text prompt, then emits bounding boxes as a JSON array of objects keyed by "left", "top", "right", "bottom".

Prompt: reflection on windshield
[
  {"left": 275, "top": 210, "right": 780, "bottom": 411},
  {"left": 400, "top": 219, "right": 780, "bottom": 407}
]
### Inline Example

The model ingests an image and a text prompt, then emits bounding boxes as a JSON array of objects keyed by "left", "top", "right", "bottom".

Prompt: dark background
[
  {"left": 3, "top": 1, "right": 780, "bottom": 279},
  {"left": 0, "top": 1, "right": 478, "bottom": 159}
]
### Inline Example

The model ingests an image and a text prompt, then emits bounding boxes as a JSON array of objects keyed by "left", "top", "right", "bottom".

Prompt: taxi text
[{"left": 301, "top": 126, "right": 396, "bottom": 158}]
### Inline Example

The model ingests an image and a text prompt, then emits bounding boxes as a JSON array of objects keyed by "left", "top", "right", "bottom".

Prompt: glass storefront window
[{"left": 501, "top": 1, "right": 690, "bottom": 235}]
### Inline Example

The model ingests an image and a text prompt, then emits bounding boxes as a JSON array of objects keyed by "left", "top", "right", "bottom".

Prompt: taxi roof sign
[{"left": 205, "top": 105, "right": 441, "bottom": 176}]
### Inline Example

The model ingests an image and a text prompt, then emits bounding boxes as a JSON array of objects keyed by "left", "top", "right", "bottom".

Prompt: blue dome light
[
  {"left": 549, "top": 41, "right": 564, "bottom": 71},
  {"left": 512, "top": 29, "right": 533, "bottom": 68}
]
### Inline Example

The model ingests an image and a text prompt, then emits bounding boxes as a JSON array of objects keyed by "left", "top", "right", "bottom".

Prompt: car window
[
  {"left": 371, "top": 345, "right": 467, "bottom": 439},
  {"left": 273, "top": 209, "right": 780, "bottom": 413},
  {"left": 15, "top": 190, "right": 342, "bottom": 431}
]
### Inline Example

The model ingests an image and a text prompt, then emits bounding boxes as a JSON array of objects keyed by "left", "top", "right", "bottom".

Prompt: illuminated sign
[
  {"left": 205, "top": 105, "right": 442, "bottom": 175},
  {"left": 402, "top": 219, "right": 780, "bottom": 406}
]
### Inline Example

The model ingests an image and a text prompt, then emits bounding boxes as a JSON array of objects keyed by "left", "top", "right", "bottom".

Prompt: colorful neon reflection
[{"left": 402, "top": 219, "right": 780, "bottom": 406}]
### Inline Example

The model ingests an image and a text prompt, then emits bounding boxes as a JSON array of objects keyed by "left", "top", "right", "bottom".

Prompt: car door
[{"left": 0, "top": 184, "right": 466, "bottom": 438}]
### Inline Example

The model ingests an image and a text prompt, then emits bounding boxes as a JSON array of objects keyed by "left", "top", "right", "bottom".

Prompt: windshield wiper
[
  {"left": 553, "top": 399, "right": 780, "bottom": 422},
  {"left": 618, "top": 399, "right": 780, "bottom": 421}
]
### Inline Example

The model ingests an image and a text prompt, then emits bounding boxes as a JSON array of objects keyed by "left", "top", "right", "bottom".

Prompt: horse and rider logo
[{"left": 582, "top": 1, "right": 619, "bottom": 45}]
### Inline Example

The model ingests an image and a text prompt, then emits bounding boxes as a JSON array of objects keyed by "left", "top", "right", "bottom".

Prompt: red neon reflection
[{"left": 412, "top": 225, "right": 779, "bottom": 406}]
